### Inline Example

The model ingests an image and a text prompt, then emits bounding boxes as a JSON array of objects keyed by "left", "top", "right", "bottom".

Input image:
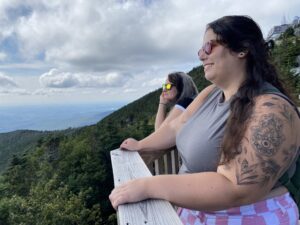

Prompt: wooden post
[
  {"left": 110, "top": 149, "right": 183, "bottom": 225},
  {"left": 164, "top": 151, "right": 172, "bottom": 174}
]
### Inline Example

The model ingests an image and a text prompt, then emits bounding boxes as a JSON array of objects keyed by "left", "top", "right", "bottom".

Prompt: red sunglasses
[{"left": 197, "top": 40, "right": 219, "bottom": 57}]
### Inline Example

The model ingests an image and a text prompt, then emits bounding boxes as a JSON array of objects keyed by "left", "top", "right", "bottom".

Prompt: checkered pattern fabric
[{"left": 177, "top": 193, "right": 299, "bottom": 225}]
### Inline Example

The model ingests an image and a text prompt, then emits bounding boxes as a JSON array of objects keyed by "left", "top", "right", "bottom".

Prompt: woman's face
[
  {"left": 198, "top": 28, "right": 244, "bottom": 86},
  {"left": 162, "top": 78, "right": 178, "bottom": 101}
]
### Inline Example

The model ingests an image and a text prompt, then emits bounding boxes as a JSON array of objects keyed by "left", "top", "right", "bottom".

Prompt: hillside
[
  {"left": 0, "top": 28, "right": 298, "bottom": 224},
  {"left": 0, "top": 130, "right": 49, "bottom": 172},
  {"left": 0, "top": 128, "right": 82, "bottom": 173}
]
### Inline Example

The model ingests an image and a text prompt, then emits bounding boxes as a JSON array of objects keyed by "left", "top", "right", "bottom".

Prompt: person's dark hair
[
  {"left": 168, "top": 72, "right": 198, "bottom": 104},
  {"left": 207, "top": 15, "right": 292, "bottom": 164}
]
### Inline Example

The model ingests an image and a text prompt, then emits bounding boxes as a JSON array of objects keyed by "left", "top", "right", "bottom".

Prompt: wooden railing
[
  {"left": 110, "top": 148, "right": 182, "bottom": 225},
  {"left": 138, "top": 147, "right": 181, "bottom": 175}
]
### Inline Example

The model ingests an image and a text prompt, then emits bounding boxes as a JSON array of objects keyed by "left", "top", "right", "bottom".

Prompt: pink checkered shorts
[{"left": 177, "top": 193, "right": 299, "bottom": 225}]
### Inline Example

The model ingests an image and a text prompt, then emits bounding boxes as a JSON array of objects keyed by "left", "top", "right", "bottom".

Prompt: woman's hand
[
  {"left": 109, "top": 178, "right": 149, "bottom": 210},
  {"left": 120, "top": 138, "right": 140, "bottom": 151},
  {"left": 159, "top": 92, "right": 169, "bottom": 105}
]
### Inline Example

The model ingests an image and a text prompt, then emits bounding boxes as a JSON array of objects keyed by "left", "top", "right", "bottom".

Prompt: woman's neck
[
  {"left": 216, "top": 73, "right": 246, "bottom": 102},
  {"left": 223, "top": 83, "right": 241, "bottom": 101}
]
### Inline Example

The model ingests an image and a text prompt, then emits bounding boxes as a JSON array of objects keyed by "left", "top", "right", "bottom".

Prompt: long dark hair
[
  {"left": 168, "top": 72, "right": 198, "bottom": 104},
  {"left": 207, "top": 15, "right": 291, "bottom": 164}
]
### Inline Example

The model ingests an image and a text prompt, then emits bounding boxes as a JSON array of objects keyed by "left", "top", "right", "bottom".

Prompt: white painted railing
[{"left": 110, "top": 149, "right": 183, "bottom": 225}]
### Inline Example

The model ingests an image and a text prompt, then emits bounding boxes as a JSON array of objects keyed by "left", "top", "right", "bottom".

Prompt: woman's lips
[{"left": 204, "top": 63, "right": 214, "bottom": 71}]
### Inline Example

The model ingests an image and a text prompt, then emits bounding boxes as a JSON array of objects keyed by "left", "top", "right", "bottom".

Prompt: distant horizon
[
  {"left": 0, "top": 102, "right": 127, "bottom": 133},
  {"left": 0, "top": 100, "right": 129, "bottom": 107}
]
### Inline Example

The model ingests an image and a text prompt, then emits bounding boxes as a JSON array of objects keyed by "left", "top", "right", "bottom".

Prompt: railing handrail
[{"left": 110, "top": 149, "right": 183, "bottom": 225}]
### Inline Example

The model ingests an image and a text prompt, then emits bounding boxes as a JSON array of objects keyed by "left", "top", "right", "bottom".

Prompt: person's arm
[
  {"left": 111, "top": 94, "right": 299, "bottom": 210},
  {"left": 154, "top": 93, "right": 169, "bottom": 130},
  {"left": 120, "top": 84, "right": 216, "bottom": 152},
  {"left": 157, "top": 107, "right": 184, "bottom": 130},
  {"left": 154, "top": 103, "right": 168, "bottom": 130}
]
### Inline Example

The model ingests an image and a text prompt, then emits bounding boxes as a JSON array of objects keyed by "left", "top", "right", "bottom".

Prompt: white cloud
[
  {"left": 142, "top": 77, "right": 165, "bottom": 88},
  {"left": 123, "top": 88, "right": 137, "bottom": 93},
  {"left": 5, "top": 0, "right": 298, "bottom": 73},
  {"left": 39, "top": 68, "right": 131, "bottom": 88},
  {"left": 0, "top": 62, "right": 50, "bottom": 70},
  {"left": 2, "top": 1, "right": 300, "bottom": 62},
  {"left": 0, "top": 88, "right": 30, "bottom": 95},
  {"left": 17, "top": 0, "right": 202, "bottom": 71},
  {"left": 0, "top": 73, "right": 18, "bottom": 87},
  {"left": 39, "top": 69, "right": 79, "bottom": 88},
  {"left": 0, "top": 73, "right": 31, "bottom": 95},
  {"left": 32, "top": 87, "right": 72, "bottom": 96},
  {"left": 0, "top": 0, "right": 300, "bottom": 105}
]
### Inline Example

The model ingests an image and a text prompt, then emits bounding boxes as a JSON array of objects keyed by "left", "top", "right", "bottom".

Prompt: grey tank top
[
  {"left": 176, "top": 86, "right": 229, "bottom": 174},
  {"left": 176, "top": 82, "right": 299, "bottom": 180}
]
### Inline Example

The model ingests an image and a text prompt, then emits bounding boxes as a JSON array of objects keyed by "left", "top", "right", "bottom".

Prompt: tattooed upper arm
[{"left": 232, "top": 94, "right": 299, "bottom": 193}]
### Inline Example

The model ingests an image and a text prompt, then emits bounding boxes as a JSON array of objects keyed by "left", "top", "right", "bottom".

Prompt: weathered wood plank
[{"left": 110, "top": 149, "right": 183, "bottom": 225}]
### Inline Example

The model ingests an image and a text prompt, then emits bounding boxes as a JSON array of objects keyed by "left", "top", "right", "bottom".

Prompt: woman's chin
[{"left": 204, "top": 72, "right": 215, "bottom": 82}]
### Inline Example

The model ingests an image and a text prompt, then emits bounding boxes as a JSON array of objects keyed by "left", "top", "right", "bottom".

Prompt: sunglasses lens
[
  {"left": 199, "top": 41, "right": 215, "bottom": 56},
  {"left": 204, "top": 42, "right": 212, "bottom": 55},
  {"left": 162, "top": 83, "right": 173, "bottom": 91}
]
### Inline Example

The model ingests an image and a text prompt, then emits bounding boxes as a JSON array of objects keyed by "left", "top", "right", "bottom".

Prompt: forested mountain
[
  {"left": 0, "top": 129, "right": 80, "bottom": 172},
  {"left": 0, "top": 130, "right": 47, "bottom": 172},
  {"left": 0, "top": 28, "right": 299, "bottom": 225}
]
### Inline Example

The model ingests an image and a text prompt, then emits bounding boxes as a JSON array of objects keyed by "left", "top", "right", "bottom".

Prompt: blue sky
[{"left": 0, "top": 0, "right": 299, "bottom": 106}]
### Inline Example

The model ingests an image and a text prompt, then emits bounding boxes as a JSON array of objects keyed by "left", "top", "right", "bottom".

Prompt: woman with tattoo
[
  {"left": 155, "top": 72, "right": 199, "bottom": 131},
  {"left": 110, "top": 16, "right": 300, "bottom": 225}
]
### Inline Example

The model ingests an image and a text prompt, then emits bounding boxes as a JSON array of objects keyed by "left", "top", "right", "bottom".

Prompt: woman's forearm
[
  {"left": 154, "top": 104, "right": 167, "bottom": 130},
  {"left": 139, "top": 120, "right": 177, "bottom": 151},
  {"left": 145, "top": 172, "right": 255, "bottom": 211},
  {"left": 120, "top": 114, "right": 180, "bottom": 152},
  {"left": 121, "top": 116, "right": 178, "bottom": 152},
  {"left": 110, "top": 171, "right": 265, "bottom": 210}
]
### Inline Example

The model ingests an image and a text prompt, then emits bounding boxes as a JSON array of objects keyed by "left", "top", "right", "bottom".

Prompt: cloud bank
[
  {"left": 0, "top": 0, "right": 299, "bottom": 105},
  {"left": 39, "top": 68, "right": 131, "bottom": 88},
  {"left": 0, "top": 73, "right": 18, "bottom": 87}
]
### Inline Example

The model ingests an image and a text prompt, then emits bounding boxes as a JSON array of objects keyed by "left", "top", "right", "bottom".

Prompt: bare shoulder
[
  {"left": 254, "top": 93, "right": 300, "bottom": 149},
  {"left": 178, "top": 84, "right": 216, "bottom": 126},
  {"left": 218, "top": 93, "right": 299, "bottom": 201},
  {"left": 255, "top": 93, "right": 296, "bottom": 111},
  {"left": 253, "top": 94, "right": 300, "bottom": 133},
  {"left": 185, "top": 84, "right": 216, "bottom": 113},
  {"left": 235, "top": 94, "right": 299, "bottom": 187},
  {"left": 200, "top": 84, "right": 216, "bottom": 97}
]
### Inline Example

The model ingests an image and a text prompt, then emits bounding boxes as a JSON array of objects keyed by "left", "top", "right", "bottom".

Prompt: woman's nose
[{"left": 198, "top": 49, "right": 206, "bottom": 62}]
